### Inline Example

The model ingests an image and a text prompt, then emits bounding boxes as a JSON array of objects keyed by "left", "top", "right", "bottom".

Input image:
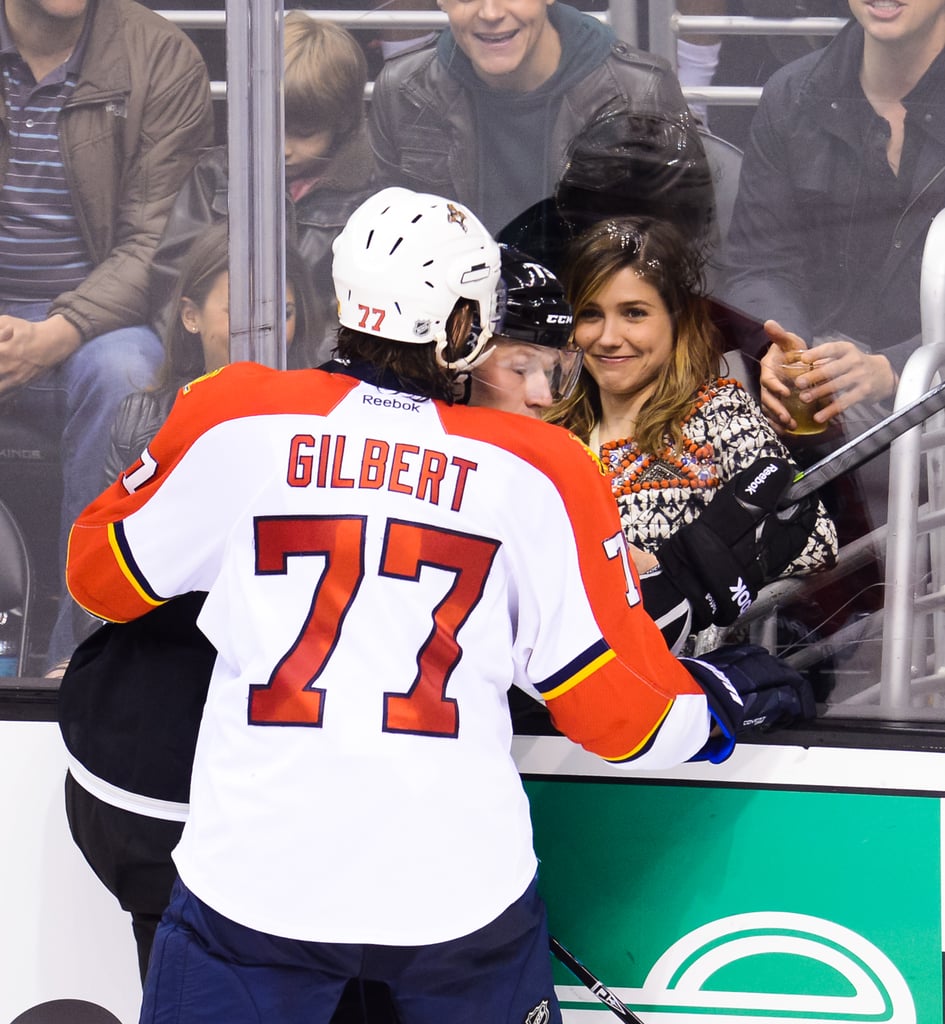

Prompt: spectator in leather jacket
[
  {"left": 148, "top": 12, "right": 376, "bottom": 367},
  {"left": 368, "top": 0, "right": 701, "bottom": 235}
]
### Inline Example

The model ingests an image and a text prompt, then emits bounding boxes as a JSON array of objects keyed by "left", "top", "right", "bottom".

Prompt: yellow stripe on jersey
[
  {"left": 107, "top": 522, "right": 164, "bottom": 609},
  {"left": 600, "top": 700, "right": 674, "bottom": 763},
  {"left": 542, "top": 647, "right": 616, "bottom": 701}
]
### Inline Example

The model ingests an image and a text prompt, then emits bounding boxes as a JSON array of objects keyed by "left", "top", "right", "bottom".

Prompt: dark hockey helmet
[
  {"left": 488, "top": 245, "right": 582, "bottom": 403},
  {"left": 554, "top": 101, "right": 715, "bottom": 247},
  {"left": 496, "top": 244, "right": 573, "bottom": 349}
]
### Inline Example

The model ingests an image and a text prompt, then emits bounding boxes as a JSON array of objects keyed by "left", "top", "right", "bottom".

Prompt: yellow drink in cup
[{"left": 781, "top": 352, "right": 828, "bottom": 436}]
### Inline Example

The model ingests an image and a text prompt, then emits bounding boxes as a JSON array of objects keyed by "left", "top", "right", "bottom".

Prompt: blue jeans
[
  {"left": 0, "top": 300, "right": 164, "bottom": 669},
  {"left": 141, "top": 876, "right": 562, "bottom": 1024}
]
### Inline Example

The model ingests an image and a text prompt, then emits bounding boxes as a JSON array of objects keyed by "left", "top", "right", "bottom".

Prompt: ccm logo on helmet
[{"left": 546, "top": 314, "right": 572, "bottom": 325}]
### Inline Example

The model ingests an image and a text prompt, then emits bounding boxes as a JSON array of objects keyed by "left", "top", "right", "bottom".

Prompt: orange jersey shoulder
[{"left": 438, "top": 404, "right": 705, "bottom": 761}]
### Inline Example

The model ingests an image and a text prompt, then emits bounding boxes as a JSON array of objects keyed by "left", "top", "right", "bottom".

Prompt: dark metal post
[{"left": 225, "top": 0, "right": 286, "bottom": 368}]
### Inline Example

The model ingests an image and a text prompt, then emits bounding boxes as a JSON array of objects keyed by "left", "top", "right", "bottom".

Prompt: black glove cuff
[
  {"left": 658, "top": 522, "right": 758, "bottom": 630},
  {"left": 638, "top": 566, "right": 692, "bottom": 654}
]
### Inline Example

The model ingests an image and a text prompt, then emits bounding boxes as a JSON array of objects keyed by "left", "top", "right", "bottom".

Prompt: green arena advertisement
[{"left": 524, "top": 776, "right": 941, "bottom": 1022}]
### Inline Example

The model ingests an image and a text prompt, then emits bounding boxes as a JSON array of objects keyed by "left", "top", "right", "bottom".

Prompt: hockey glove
[
  {"left": 638, "top": 565, "right": 692, "bottom": 655},
  {"left": 656, "top": 457, "right": 817, "bottom": 630},
  {"left": 682, "top": 643, "right": 816, "bottom": 763}
]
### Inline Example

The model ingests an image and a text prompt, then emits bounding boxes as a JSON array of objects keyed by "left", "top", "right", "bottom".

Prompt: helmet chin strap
[{"left": 435, "top": 326, "right": 494, "bottom": 373}]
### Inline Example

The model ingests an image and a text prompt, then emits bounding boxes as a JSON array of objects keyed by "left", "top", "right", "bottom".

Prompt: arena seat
[
  {"left": 0, "top": 415, "right": 62, "bottom": 675},
  {"left": 0, "top": 496, "right": 32, "bottom": 677}
]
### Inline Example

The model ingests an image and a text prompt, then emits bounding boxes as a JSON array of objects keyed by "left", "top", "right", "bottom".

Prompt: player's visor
[
  {"left": 489, "top": 338, "right": 584, "bottom": 403},
  {"left": 553, "top": 342, "right": 584, "bottom": 402}
]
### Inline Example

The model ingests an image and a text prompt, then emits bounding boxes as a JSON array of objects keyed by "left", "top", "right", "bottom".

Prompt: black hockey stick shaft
[
  {"left": 779, "top": 378, "right": 945, "bottom": 508},
  {"left": 549, "top": 935, "right": 646, "bottom": 1024}
]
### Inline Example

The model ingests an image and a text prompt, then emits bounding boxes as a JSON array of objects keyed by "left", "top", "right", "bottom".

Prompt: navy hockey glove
[
  {"left": 682, "top": 643, "right": 816, "bottom": 763},
  {"left": 656, "top": 457, "right": 817, "bottom": 630}
]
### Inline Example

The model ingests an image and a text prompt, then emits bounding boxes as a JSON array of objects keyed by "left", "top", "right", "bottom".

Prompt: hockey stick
[
  {"left": 780, "top": 378, "right": 945, "bottom": 507},
  {"left": 549, "top": 935, "right": 646, "bottom": 1024}
]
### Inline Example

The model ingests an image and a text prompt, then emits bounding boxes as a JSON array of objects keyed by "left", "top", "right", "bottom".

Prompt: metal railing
[
  {"left": 649, "top": 4, "right": 848, "bottom": 109},
  {"left": 157, "top": 5, "right": 626, "bottom": 99},
  {"left": 878, "top": 210, "right": 945, "bottom": 712},
  {"left": 159, "top": 4, "right": 848, "bottom": 108},
  {"left": 730, "top": 210, "right": 945, "bottom": 717}
]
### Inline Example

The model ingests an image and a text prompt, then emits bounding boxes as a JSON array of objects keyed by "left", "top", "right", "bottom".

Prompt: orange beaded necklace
[{"left": 596, "top": 380, "right": 733, "bottom": 498}]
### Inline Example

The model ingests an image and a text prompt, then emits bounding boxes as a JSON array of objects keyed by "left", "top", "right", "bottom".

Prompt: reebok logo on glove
[
  {"left": 730, "top": 578, "right": 752, "bottom": 613},
  {"left": 743, "top": 461, "right": 780, "bottom": 497},
  {"left": 655, "top": 457, "right": 819, "bottom": 631}
]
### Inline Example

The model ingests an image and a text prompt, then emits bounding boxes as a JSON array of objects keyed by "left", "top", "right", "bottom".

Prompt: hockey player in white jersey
[{"left": 67, "top": 187, "right": 814, "bottom": 1024}]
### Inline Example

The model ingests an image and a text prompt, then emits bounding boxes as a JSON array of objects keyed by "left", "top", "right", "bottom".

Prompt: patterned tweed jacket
[{"left": 595, "top": 377, "right": 838, "bottom": 578}]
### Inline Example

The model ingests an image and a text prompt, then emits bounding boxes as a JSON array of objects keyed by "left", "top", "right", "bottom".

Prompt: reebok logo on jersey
[
  {"left": 362, "top": 394, "right": 421, "bottom": 413},
  {"left": 524, "top": 1000, "right": 551, "bottom": 1024},
  {"left": 730, "top": 578, "right": 752, "bottom": 613}
]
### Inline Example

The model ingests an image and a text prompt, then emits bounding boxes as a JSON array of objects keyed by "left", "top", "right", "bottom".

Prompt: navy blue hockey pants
[{"left": 140, "top": 875, "right": 562, "bottom": 1024}]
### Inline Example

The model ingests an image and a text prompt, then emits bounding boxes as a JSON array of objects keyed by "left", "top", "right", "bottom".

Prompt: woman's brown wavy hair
[{"left": 547, "top": 216, "right": 723, "bottom": 455}]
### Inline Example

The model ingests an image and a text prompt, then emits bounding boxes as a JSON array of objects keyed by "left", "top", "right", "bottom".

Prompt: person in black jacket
[
  {"left": 718, "top": 0, "right": 945, "bottom": 541},
  {"left": 721, "top": 2, "right": 945, "bottom": 436}
]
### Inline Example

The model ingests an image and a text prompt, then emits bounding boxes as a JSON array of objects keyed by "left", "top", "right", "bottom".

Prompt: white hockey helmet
[{"left": 332, "top": 187, "right": 502, "bottom": 370}]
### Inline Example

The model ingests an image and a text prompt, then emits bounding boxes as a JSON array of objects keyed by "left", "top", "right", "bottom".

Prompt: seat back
[
  {"left": 0, "top": 496, "right": 31, "bottom": 676},
  {"left": 0, "top": 414, "right": 61, "bottom": 675},
  {"left": 697, "top": 128, "right": 744, "bottom": 255}
]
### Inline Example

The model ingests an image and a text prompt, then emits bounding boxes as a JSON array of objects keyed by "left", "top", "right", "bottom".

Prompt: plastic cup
[{"left": 780, "top": 353, "right": 828, "bottom": 436}]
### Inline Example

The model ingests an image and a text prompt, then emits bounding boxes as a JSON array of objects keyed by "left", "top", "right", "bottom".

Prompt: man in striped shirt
[{"left": 0, "top": 0, "right": 213, "bottom": 672}]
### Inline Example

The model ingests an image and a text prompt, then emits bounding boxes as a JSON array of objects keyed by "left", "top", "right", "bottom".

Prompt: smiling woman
[
  {"left": 570, "top": 265, "right": 676, "bottom": 442},
  {"left": 546, "top": 215, "right": 838, "bottom": 642}
]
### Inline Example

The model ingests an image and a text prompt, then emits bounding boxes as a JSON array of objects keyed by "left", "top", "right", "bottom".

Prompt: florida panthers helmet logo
[{"left": 446, "top": 202, "right": 468, "bottom": 232}]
